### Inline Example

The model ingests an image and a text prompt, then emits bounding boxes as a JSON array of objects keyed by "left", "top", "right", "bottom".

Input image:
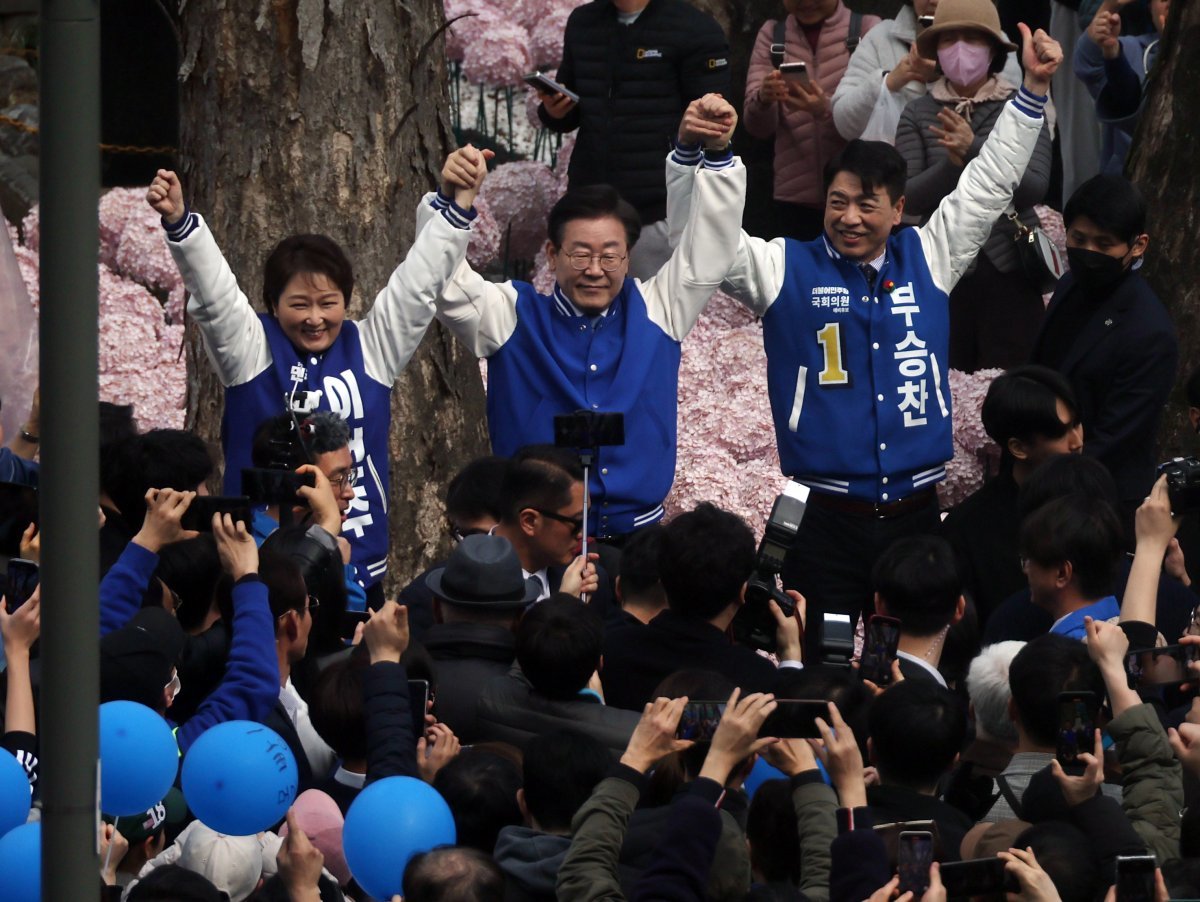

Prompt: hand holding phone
[
  {"left": 1115, "top": 854, "right": 1157, "bottom": 902},
  {"left": 4, "top": 558, "right": 38, "bottom": 615},
  {"left": 897, "top": 831, "right": 934, "bottom": 896},
  {"left": 1055, "top": 691, "right": 1098, "bottom": 768},
  {"left": 859, "top": 615, "right": 901, "bottom": 686},
  {"left": 523, "top": 72, "right": 580, "bottom": 104},
  {"left": 779, "top": 61, "right": 810, "bottom": 85}
]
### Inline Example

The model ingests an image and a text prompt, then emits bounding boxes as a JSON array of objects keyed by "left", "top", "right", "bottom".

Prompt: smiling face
[
  {"left": 547, "top": 216, "right": 630, "bottom": 314},
  {"left": 784, "top": 0, "right": 839, "bottom": 25},
  {"left": 275, "top": 271, "right": 346, "bottom": 354},
  {"left": 823, "top": 171, "right": 905, "bottom": 262}
]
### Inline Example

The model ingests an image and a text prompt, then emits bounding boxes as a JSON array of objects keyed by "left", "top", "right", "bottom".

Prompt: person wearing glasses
[
  {"left": 249, "top": 411, "right": 369, "bottom": 619},
  {"left": 431, "top": 95, "right": 745, "bottom": 548}
]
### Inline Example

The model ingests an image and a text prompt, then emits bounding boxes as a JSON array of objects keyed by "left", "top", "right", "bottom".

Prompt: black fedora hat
[{"left": 425, "top": 534, "right": 540, "bottom": 609}]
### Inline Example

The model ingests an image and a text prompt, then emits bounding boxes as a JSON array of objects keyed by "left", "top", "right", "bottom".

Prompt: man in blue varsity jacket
[
  {"left": 427, "top": 95, "right": 745, "bottom": 545},
  {"left": 147, "top": 150, "right": 487, "bottom": 602},
  {"left": 674, "top": 26, "right": 1064, "bottom": 654}
]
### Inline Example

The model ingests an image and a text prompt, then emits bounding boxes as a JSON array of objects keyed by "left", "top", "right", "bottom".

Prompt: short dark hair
[
  {"left": 547, "top": 184, "right": 641, "bottom": 249},
  {"left": 1013, "top": 822, "right": 1100, "bottom": 902},
  {"left": 125, "top": 864, "right": 226, "bottom": 901},
  {"left": 868, "top": 680, "right": 966, "bottom": 790},
  {"left": 262, "top": 525, "right": 348, "bottom": 655},
  {"left": 522, "top": 730, "right": 610, "bottom": 833},
  {"left": 1009, "top": 634, "right": 1104, "bottom": 747},
  {"left": 1017, "top": 453, "right": 1120, "bottom": 520},
  {"left": 499, "top": 445, "right": 583, "bottom": 523},
  {"left": 747, "top": 779, "right": 802, "bottom": 884},
  {"left": 403, "top": 847, "right": 506, "bottom": 902},
  {"left": 250, "top": 411, "right": 350, "bottom": 470},
  {"left": 155, "top": 535, "right": 221, "bottom": 633},
  {"left": 872, "top": 535, "right": 962, "bottom": 637},
  {"left": 258, "top": 548, "right": 308, "bottom": 626},
  {"left": 823, "top": 140, "right": 907, "bottom": 205},
  {"left": 447, "top": 455, "right": 508, "bottom": 522},
  {"left": 433, "top": 749, "right": 523, "bottom": 853},
  {"left": 981, "top": 366, "right": 1078, "bottom": 455},
  {"left": 515, "top": 594, "right": 603, "bottom": 699},
  {"left": 261, "top": 233, "right": 354, "bottom": 314},
  {"left": 618, "top": 523, "right": 664, "bottom": 597},
  {"left": 1063, "top": 174, "right": 1147, "bottom": 242},
  {"left": 105, "top": 430, "right": 214, "bottom": 532},
  {"left": 659, "top": 502, "right": 756, "bottom": 620},
  {"left": 308, "top": 657, "right": 367, "bottom": 760},
  {"left": 1018, "top": 494, "right": 1123, "bottom": 599}
]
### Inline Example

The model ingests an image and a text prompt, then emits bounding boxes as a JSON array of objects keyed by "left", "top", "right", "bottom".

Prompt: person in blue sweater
[
  {"left": 429, "top": 94, "right": 745, "bottom": 545},
  {"left": 147, "top": 146, "right": 488, "bottom": 602},
  {"left": 99, "top": 506, "right": 277, "bottom": 753},
  {"left": 672, "top": 24, "right": 1063, "bottom": 656}
]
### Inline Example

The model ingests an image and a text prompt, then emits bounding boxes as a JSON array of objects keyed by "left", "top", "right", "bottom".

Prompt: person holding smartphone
[
  {"left": 147, "top": 145, "right": 488, "bottom": 602},
  {"left": 535, "top": 0, "right": 731, "bottom": 279},
  {"left": 744, "top": 0, "right": 881, "bottom": 240}
]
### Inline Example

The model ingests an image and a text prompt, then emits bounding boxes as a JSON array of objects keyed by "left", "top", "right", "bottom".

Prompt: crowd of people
[{"left": 0, "top": 0, "right": 1190, "bottom": 898}]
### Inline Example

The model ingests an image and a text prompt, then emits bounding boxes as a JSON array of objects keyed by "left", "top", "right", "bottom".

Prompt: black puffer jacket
[{"left": 539, "top": 0, "right": 730, "bottom": 223}]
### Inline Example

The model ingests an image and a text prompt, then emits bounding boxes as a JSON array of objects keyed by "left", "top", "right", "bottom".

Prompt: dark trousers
[{"left": 780, "top": 496, "right": 942, "bottom": 660}]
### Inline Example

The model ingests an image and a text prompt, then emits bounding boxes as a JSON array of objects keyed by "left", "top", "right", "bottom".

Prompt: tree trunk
[
  {"left": 176, "top": 1, "right": 488, "bottom": 588},
  {"left": 1126, "top": 0, "right": 1198, "bottom": 458}
]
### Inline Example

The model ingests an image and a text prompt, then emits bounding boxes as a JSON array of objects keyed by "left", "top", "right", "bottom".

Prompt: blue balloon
[
  {"left": 182, "top": 721, "right": 297, "bottom": 835},
  {"left": 742, "top": 756, "right": 787, "bottom": 799},
  {"left": 0, "top": 821, "right": 39, "bottom": 902},
  {"left": 100, "top": 701, "right": 179, "bottom": 817},
  {"left": 0, "top": 749, "right": 31, "bottom": 838},
  {"left": 344, "top": 776, "right": 456, "bottom": 900}
]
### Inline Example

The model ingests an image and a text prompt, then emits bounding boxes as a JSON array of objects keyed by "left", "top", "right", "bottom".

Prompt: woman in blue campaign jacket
[{"left": 147, "top": 149, "right": 487, "bottom": 591}]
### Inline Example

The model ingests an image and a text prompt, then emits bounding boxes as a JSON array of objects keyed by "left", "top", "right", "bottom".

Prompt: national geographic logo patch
[
  {"left": 708, "top": 57, "right": 729, "bottom": 69},
  {"left": 636, "top": 48, "right": 663, "bottom": 59}
]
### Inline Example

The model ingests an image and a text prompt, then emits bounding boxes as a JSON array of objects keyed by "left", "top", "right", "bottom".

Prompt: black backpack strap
[
  {"left": 846, "top": 11, "right": 863, "bottom": 54},
  {"left": 771, "top": 18, "right": 787, "bottom": 68},
  {"left": 994, "top": 775, "right": 1025, "bottom": 821}
]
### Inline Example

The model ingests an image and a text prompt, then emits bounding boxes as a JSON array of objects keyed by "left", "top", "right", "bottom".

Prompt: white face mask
[{"left": 164, "top": 670, "right": 181, "bottom": 707}]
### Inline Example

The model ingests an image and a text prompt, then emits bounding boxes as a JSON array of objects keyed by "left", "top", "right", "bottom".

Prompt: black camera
[
  {"left": 732, "top": 483, "right": 809, "bottom": 652},
  {"left": 1158, "top": 457, "right": 1200, "bottom": 516}
]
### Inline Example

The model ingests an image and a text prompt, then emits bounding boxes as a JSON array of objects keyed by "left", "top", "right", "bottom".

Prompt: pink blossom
[
  {"left": 467, "top": 192, "right": 502, "bottom": 270},
  {"left": 99, "top": 188, "right": 153, "bottom": 269},
  {"left": 462, "top": 20, "right": 533, "bottom": 87},
  {"left": 479, "top": 161, "right": 559, "bottom": 260},
  {"left": 443, "top": 0, "right": 502, "bottom": 64},
  {"left": 529, "top": 7, "right": 574, "bottom": 69}
]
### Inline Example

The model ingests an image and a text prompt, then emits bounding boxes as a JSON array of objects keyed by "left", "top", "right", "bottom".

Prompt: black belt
[{"left": 807, "top": 487, "right": 937, "bottom": 520}]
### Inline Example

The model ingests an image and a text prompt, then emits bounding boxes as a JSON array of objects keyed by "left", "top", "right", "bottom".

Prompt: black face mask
[{"left": 1066, "top": 246, "right": 1130, "bottom": 290}]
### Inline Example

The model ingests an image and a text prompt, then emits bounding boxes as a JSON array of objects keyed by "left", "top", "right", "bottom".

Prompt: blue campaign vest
[
  {"left": 486, "top": 281, "right": 681, "bottom": 537},
  {"left": 223, "top": 317, "right": 392, "bottom": 586},
  {"left": 762, "top": 229, "right": 953, "bottom": 502}
]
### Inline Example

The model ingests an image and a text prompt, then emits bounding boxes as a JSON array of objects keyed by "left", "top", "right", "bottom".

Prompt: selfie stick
[{"left": 578, "top": 445, "right": 596, "bottom": 604}]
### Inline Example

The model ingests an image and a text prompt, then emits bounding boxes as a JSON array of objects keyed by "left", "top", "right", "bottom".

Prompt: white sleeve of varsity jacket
[
  {"left": 661, "top": 149, "right": 786, "bottom": 319},
  {"left": 425, "top": 192, "right": 519, "bottom": 359},
  {"left": 918, "top": 88, "right": 1047, "bottom": 294},
  {"left": 359, "top": 196, "right": 475, "bottom": 384},
  {"left": 169, "top": 213, "right": 272, "bottom": 389},
  {"left": 641, "top": 149, "right": 747, "bottom": 341}
]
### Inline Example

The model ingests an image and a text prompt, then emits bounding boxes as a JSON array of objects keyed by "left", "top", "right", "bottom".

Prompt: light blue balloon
[
  {"left": 0, "top": 749, "right": 31, "bottom": 838},
  {"left": 743, "top": 756, "right": 787, "bottom": 798},
  {"left": 344, "top": 776, "right": 456, "bottom": 900},
  {"left": 0, "top": 821, "right": 39, "bottom": 902},
  {"left": 181, "top": 720, "right": 297, "bottom": 835},
  {"left": 100, "top": 701, "right": 179, "bottom": 817}
]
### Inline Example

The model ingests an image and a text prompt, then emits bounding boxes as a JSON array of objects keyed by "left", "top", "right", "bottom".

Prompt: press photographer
[{"left": 601, "top": 501, "right": 806, "bottom": 711}]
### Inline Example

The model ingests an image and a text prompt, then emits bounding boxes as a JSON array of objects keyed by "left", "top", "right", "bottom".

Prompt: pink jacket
[{"left": 743, "top": 4, "right": 879, "bottom": 208}]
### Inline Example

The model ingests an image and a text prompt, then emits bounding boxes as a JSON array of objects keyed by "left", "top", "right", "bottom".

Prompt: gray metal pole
[{"left": 39, "top": 1, "right": 100, "bottom": 898}]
